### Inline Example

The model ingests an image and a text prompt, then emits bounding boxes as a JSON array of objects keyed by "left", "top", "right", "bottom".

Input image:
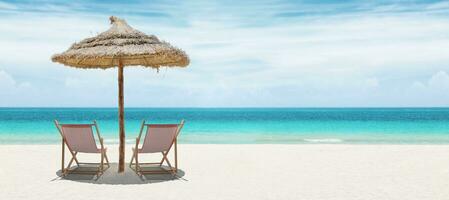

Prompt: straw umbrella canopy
[{"left": 51, "top": 16, "right": 189, "bottom": 172}]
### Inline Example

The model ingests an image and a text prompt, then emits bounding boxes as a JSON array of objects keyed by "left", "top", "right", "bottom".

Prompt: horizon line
[{"left": 1, "top": 106, "right": 448, "bottom": 109}]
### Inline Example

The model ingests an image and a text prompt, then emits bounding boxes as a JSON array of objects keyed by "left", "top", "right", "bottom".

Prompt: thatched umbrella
[{"left": 51, "top": 16, "right": 189, "bottom": 172}]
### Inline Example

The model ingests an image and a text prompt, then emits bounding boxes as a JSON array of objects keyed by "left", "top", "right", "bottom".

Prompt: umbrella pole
[{"left": 118, "top": 59, "right": 125, "bottom": 173}]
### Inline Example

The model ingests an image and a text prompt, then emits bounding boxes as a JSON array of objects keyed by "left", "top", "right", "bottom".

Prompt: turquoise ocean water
[{"left": 0, "top": 108, "right": 449, "bottom": 144}]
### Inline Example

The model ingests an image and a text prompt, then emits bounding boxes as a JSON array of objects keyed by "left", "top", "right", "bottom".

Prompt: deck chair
[
  {"left": 129, "top": 120, "right": 184, "bottom": 175},
  {"left": 54, "top": 120, "right": 110, "bottom": 177}
]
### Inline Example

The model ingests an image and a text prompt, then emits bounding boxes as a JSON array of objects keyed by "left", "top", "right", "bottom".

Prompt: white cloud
[
  {"left": 428, "top": 71, "right": 449, "bottom": 92},
  {"left": 0, "top": 1, "right": 16, "bottom": 10},
  {"left": 1, "top": 1, "right": 449, "bottom": 106},
  {"left": 0, "top": 70, "right": 37, "bottom": 106},
  {"left": 410, "top": 81, "right": 426, "bottom": 91},
  {"left": 411, "top": 71, "right": 449, "bottom": 94},
  {"left": 426, "top": 1, "right": 449, "bottom": 10},
  {"left": 405, "top": 71, "right": 449, "bottom": 106}
]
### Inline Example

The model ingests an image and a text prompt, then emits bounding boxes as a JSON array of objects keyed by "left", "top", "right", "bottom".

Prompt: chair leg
[
  {"left": 162, "top": 152, "right": 176, "bottom": 175},
  {"left": 130, "top": 152, "right": 177, "bottom": 176},
  {"left": 129, "top": 149, "right": 135, "bottom": 167},
  {"left": 135, "top": 152, "right": 140, "bottom": 175},
  {"left": 159, "top": 151, "right": 171, "bottom": 166},
  {"left": 159, "top": 153, "right": 165, "bottom": 166},
  {"left": 61, "top": 151, "right": 110, "bottom": 178},
  {"left": 174, "top": 139, "right": 178, "bottom": 173},
  {"left": 66, "top": 152, "right": 78, "bottom": 169},
  {"left": 61, "top": 139, "right": 65, "bottom": 174},
  {"left": 62, "top": 152, "right": 78, "bottom": 176},
  {"left": 100, "top": 150, "right": 104, "bottom": 172},
  {"left": 67, "top": 151, "right": 80, "bottom": 167},
  {"left": 104, "top": 152, "right": 110, "bottom": 167},
  {"left": 161, "top": 152, "right": 171, "bottom": 166}
]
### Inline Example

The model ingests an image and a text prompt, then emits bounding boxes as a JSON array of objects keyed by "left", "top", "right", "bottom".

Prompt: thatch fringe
[{"left": 51, "top": 16, "right": 189, "bottom": 69}]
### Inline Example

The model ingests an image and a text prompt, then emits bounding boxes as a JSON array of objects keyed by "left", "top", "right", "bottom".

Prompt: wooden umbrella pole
[{"left": 118, "top": 59, "right": 125, "bottom": 172}]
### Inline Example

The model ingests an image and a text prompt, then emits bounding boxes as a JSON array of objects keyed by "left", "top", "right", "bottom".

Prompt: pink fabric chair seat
[
  {"left": 139, "top": 124, "right": 179, "bottom": 153},
  {"left": 61, "top": 125, "right": 100, "bottom": 153}
]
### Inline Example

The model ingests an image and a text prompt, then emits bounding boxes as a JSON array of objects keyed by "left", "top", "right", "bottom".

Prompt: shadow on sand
[{"left": 53, "top": 163, "right": 186, "bottom": 185}]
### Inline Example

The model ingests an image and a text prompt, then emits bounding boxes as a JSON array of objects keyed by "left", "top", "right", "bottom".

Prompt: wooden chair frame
[
  {"left": 129, "top": 120, "right": 184, "bottom": 176},
  {"left": 54, "top": 120, "right": 110, "bottom": 177}
]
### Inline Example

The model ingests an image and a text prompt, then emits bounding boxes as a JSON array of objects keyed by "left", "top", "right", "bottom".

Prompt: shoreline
[
  {"left": 3, "top": 141, "right": 449, "bottom": 145},
  {"left": 4, "top": 143, "right": 449, "bottom": 146}
]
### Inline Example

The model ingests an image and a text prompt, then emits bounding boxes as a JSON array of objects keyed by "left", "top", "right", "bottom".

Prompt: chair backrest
[
  {"left": 141, "top": 124, "right": 180, "bottom": 153},
  {"left": 60, "top": 124, "right": 98, "bottom": 153}
]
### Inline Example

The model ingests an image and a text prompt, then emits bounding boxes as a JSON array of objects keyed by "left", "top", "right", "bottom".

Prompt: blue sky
[{"left": 0, "top": 0, "right": 449, "bottom": 107}]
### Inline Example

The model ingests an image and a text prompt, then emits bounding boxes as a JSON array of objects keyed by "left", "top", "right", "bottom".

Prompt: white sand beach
[{"left": 1, "top": 144, "right": 449, "bottom": 200}]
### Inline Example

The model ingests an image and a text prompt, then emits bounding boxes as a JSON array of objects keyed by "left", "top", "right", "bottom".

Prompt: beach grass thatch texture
[{"left": 51, "top": 16, "right": 189, "bottom": 69}]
